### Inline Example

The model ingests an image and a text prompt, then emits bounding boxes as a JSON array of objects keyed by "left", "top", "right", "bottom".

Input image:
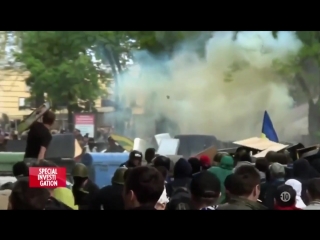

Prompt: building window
[
  {"left": 101, "top": 98, "right": 115, "bottom": 107},
  {"left": 18, "top": 97, "right": 26, "bottom": 110}
]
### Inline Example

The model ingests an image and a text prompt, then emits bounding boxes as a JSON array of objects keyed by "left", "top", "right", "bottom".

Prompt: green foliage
[
  {"left": 272, "top": 31, "right": 320, "bottom": 85},
  {"left": 126, "top": 31, "right": 207, "bottom": 55},
  {"left": 15, "top": 31, "right": 109, "bottom": 112}
]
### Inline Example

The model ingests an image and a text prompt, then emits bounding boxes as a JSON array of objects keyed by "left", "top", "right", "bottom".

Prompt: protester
[
  {"left": 285, "top": 179, "right": 306, "bottom": 209},
  {"left": 74, "top": 129, "right": 82, "bottom": 141},
  {"left": 266, "top": 152, "right": 288, "bottom": 165},
  {"left": 120, "top": 150, "right": 143, "bottom": 168},
  {"left": 166, "top": 158, "right": 192, "bottom": 198},
  {"left": 145, "top": 148, "right": 156, "bottom": 165},
  {"left": 292, "top": 159, "right": 318, "bottom": 204},
  {"left": 305, "top": 178, "right": 320, "bottom": 210},
  {"left": 166, "top": 187, "right": 193, "bottom": 210},
  {"left": 233, "top": 147, "right": 249, "bottom": 165},
  {"left": 191, "top": 171, "right": 221, "bottom": 210},
  {"left": 274, "top": 184, "right": 301, "bottom": 210},
  {"left": 223, "top": 173, "right": 239, "bottom": 204},
  {"left": 255, "top": 157, "right": 269, "bottom": 183},
  {"left": 12, "top": 161, "right": 29, "bottom": 179},
  {"left": 188, "top": 157, "right": 201, "bottom": 175},
  {"left": 0, "top": 134, "right": 7, "bottom": 152},
  {"left": 207, "top": 155, "right": 234, "bottom": 203},
  {"left": 123, "top": 166, "right": 164, "bottom": 210},
  {"left": 213, "top": 152, "right": 228, "bottom": 166},
  {"left": 260, "top": 163, "right": 286, "bottom": 209},
  {"left": 233, "top": 152, "right": 252, "bottom": 171},
  {"left": 153, "top": 166, "right": 169, "bottom": 209},
  {"left": 155, "top": 166, "right": 168, "bottom": 181},
  {"left": 24, "top": 110, "right": 55, "bottom": 160},
  {"left": 8, "top": 177, "right": 50, "bottom": 210},
  {"left": 153, "top": 155, "right": 171, "bottom": 172},
  {"left": 71, "top": 163, "right": 99, "bottom": 210},
  {"left": 218, "top": 165, "right": 267, "bottom": 210},
  {"left": 199, "top": 155, "right": 211, "bottom": 170},
  {"left": 90, "top": 167, "right": 127, "bottom": 210}
]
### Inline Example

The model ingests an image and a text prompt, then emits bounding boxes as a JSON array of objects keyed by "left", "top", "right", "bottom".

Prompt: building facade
[{"left": 0, "top": 68, "right": 112, "bottom": 120}]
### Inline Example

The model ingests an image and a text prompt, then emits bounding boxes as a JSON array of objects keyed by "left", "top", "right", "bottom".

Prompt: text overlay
[{"left": 29, "top": 167, "right": 67, "bottom": 188}]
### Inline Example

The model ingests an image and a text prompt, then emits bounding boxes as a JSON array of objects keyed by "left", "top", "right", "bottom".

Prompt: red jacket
[{"left": 274, "top": 204, "right": 302, "bottom": 210}]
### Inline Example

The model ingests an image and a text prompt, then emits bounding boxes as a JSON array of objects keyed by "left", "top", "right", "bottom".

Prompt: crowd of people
[
  {"left": 1, "top": 110, "right": 319, "bottom": 210},
  {"left": 2, "top": 145, "right": 320, "bottom": 210}
]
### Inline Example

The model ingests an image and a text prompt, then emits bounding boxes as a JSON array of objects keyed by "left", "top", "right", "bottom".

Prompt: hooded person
[
  {"left": 153, "top": 155, "right": 172, "bottom": 182},
  {"left": 188, "top": 157, "right": 201, "bottom": 175},
  {"left": 153, "top": 155, "right": 171, "bottom": 171},
  {"left": 145, "top": 148, "right": 156, "bottom": 165},
  {"left": 233, "top": 153, "right": 253, "bottom": 172},
  {"left": 71, "top": 163, "right": 99, "bottom": 210},
  {"left": 166, "top": 158, "right": 192, "bottom": 198},
  {"left": 285, "top": 179, "right": 306, "bottom": 209},
  {"left": 119, "top": 150, "right": 143, "bottom": 168},
  {"left": 89, "top": 167, "right": 127, "bottom": 210},
  {"left": 255, "top": 157, "right": 269, "bottom": 183},
  {"left": 207, "top": 155, "right": 234, "bottom": 204},
  {"left": 292, "top": 159, "right": 318, "bottom": 204},
  {"left": 259, "top": 163, "right": 286, "bottom": 209}
]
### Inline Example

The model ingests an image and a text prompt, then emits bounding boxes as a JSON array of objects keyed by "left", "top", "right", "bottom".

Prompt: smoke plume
[{"left": 120, "top": 31, "right": 303, "bottom": 141}]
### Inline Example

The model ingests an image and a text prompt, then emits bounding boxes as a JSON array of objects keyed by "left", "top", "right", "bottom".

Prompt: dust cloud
[{"left": 120, "top": 31, "right": 303, "bottom": 141}]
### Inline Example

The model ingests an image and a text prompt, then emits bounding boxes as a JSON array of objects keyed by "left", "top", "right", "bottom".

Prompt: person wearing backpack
[
  {"left": 166, "top": 158, "right": 192, "bottom": 198},
  {"left": 166, "top": 171, "right": 221, "bottom": 210},
  {"left": 166, "top": 187, "right": 194, "bottom": 210}
]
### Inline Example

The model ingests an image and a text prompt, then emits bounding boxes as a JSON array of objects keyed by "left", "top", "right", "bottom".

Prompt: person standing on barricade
[{"left": 24, "top": 111, "right": 55, "bottom": 161}]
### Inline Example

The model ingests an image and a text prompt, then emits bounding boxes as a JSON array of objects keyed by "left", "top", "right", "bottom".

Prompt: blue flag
[{"left": 261, "top": 111, "right": 279, "bottom": 142}]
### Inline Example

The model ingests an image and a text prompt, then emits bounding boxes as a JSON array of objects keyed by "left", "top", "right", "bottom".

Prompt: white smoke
[{"left": 120, "top": 31, "right": 303, "bottom": 141}]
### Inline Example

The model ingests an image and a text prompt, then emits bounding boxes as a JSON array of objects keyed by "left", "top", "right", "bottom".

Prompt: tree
[
  {"left": 127, "top": 31, "right": 211, "bottom": 56},
  {"left": 15, "top": 31, "right": 109, "bottom": 130},
  {"left": 272, "top": 31, "right": 320, "bottom": 139}
]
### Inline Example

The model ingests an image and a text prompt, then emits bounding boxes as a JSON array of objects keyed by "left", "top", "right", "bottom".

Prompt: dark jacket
[
  {"left": 166, "top": 158, "right": 192, "bottom": 198},
  {"left": 292, "top": 159, "right": 320, "bottom": 205},
  {"left": 130, "top": 204, "right": 157, "bottom": 210},
  {"left": 120, "top": 161, "right": 135, "bottom": 168},
  {"left": 89, "top": 184, "right": 124, "bottom": 210},
  {"left": 259, "top": 178, "right": 285, "bottom": 209},
  {"left": 217, "top": 196, "right": 268, "bottom": 210},
  {"left": 45, "top": 197, "right": 73, "bottom": 210},
  {"left": 73, "top": 179, "right": 99, "bottom": 210}
]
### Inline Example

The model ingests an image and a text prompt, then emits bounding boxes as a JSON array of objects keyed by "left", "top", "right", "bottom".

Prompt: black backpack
[
  {"left": 166, "top": 187, "right": 193, "bottom": 210},
  {"left": 166, "top": 180, "right": 191, "bottom": 198}
]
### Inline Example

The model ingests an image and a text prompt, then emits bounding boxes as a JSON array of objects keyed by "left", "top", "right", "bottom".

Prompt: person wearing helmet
[
  {"left": 89, "top": 167, "right": 127, "bottom": 210},
  {"left": 71, "top": 163, "right": 99, "bottom": 210},
  {"left": 120, "top": 150, "right": 143, "bottom": 168}
]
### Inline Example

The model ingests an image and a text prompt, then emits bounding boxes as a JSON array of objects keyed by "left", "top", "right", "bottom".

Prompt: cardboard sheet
[
  {"left": 133, "top": 138, "right": 148, "bottom": 159},
  {"left": 233, "top": 137, "right": 287, "bottom": 151},
  {"left": 253, "top": 144, "right": 288, "bottom": 158},
  {"left": 155, "top": 133, "right": 171, "bottom": 146},
  {"left": 74, "top": 139, "right": 82, "bottom": 158},
  {"left": 157, "top": 139, "right": 180, "bottom": 155},
  {"left": 165, "top": 155, "right": 183, "bottom": 164},
  {"left": 194, "top": 146, "right": 217, "bottom": 164}
]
